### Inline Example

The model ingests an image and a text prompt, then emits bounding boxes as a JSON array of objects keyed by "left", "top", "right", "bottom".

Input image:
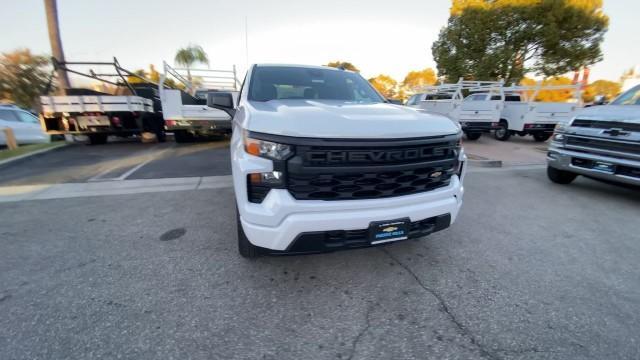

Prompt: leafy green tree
[
  {"left": 433, "top": 0, "right": 608, "bottom": 83},
  {"left": 325, "top": 61, "right": 359, "bottom": 72},
  {"left": 174, "top": 44, "right": 209, "bottom": 82},
  {"left": 369, "top": 74, "right": 398, "bottom": 99},
  {"left": 0, "top": 49, "right": 54, "bottom": 109}
]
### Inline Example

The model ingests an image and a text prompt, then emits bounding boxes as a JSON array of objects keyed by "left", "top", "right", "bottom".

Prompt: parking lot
[{"left": 1, "top": 136, "right": 639, "bottom": 360}]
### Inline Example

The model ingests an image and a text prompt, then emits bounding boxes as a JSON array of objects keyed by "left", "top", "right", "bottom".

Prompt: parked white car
[{"left": 0, "top": 105, "right": 50, "bottom": 146}]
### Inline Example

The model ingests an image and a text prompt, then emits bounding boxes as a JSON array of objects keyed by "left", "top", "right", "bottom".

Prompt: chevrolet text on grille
[{"left": 306, "top": 147, "right": 451, "bottom": 163}]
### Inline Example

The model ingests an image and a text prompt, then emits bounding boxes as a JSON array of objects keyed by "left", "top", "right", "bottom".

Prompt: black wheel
[
  {"left": 237, "top": 209, "right": 260, "bottom": 258},
  {"left": 87, "top": 134, "right": 108, "bottom": 145},
  {"left": 494, "top": 121, "right": 511, "bottom": 141},
  {"left": 533, "top": 133, "right": 551, "bottom": 142},
  {"left": 153, "top": 117, "right": 166, "bottom": 143},
  {"left": 174, "top": 130, "right": 194, "bottom": 143},
  {"left": 547, "top": 166, "right": 577, "bottom": 184},
  {"left": 465, "top": 131, "right": 482, "bottom": 141}
]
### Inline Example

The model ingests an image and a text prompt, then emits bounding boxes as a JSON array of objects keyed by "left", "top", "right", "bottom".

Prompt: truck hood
[
  {"left": 244, "top": 100, "right": 460, "bottom": 138},
  {"left": 573, "top": 105, "right": 640, "bottom": 123}
]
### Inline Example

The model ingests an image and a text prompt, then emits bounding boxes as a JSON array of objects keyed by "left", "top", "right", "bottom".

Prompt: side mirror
[
  {"left": 593, "top": 95, "right": 607, "bottom": 106},
  {"left": 207, "top": 92, "right": 236, "bottom": 117}
]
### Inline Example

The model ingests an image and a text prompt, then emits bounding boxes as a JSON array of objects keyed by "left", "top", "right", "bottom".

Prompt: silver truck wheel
[{"left": 494, "top": 122, "right": 511, "bottom": 141}]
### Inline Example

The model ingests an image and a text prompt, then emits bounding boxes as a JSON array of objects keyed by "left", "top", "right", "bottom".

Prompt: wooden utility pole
[{"left": 43, "top": 0, "right": 70, "bottom": 94}]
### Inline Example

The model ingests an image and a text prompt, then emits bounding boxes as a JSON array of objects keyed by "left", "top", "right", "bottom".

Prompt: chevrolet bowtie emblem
[
  {"left": 382, "top": 226, "right": 398, "bottom": 232},
  {"left": 602, "top": 128, "right": 629, "bottom": 137}
]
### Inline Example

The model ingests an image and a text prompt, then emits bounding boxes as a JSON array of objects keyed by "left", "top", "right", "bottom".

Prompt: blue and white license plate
[
  {"left": 369, "top": 218, "right": 409, "bottom": 245},
  {"left": 593, "top": 161, "right": 615, "bottom": 173}
]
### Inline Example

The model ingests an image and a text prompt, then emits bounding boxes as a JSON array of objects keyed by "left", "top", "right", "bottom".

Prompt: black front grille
[
  {"left": 566, "top": 136, "right": 640, "bottom": 155},
  {"left": 284, "top": 214, "right": 451, "bottom": 253},
  {"left": 572, "top": 119, "right": 640, "bottom": 133},
  {"left": 286, "top": 136, "right": 459, "bottom": 201}
]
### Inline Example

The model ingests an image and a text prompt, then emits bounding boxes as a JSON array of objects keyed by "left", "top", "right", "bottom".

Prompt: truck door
[{"left": 459, "top": 94, "right": 502, "bottom": 123}]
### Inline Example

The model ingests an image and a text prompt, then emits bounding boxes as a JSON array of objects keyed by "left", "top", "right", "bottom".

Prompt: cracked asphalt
[{"left": 1, "top": 166, "right": 640, "bottom": 359}]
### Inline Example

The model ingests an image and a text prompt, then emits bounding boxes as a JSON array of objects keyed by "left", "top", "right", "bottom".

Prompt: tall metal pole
[{"left": 44, "top": 0, "right": 70, "bottom": 94}]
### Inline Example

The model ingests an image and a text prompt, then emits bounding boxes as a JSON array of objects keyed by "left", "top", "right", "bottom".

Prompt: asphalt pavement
[
  {"left": 0, "top": 139, "right": 231, "bottom": 186},
  {"left": 1, "top": 158, "right": 639, "bottom": 359},
  {"left": 1, "top": 136, "right": 639, "bottom": 359}
]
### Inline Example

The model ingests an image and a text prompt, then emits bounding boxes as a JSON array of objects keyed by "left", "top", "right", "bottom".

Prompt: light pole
[{"left": 44, "top": 0, "right": 70, "bottom": 94}]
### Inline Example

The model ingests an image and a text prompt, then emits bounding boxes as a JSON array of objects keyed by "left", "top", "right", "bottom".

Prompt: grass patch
[{"left": 0, "top": 142, "right": 65, "bottom": 161}]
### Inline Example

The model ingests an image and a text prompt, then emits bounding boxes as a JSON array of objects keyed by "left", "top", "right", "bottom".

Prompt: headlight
[
  {"left": 554, "top": 122, "right": 566, "bottom": 133},
  {"left": 243, "top": 131, "right": 292, "bottom": 160}
]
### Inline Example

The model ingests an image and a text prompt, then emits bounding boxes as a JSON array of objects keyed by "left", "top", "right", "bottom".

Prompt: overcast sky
[{"left": 2, "top": 0, "right": 638, "bottom": 83}]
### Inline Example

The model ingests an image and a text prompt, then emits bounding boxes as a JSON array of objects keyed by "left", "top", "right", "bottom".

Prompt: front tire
[
  {"left": 237, "top": 209, "right": 260, "bottom": 258},
  {"left": 87, "top": 134, "right": 108, "bottom": 145},
  {"left": 494, "top": 121, "right": 511, "bottom": 141},
  {"left": 547, "top": 166, "right": 577, "bottom": 184},
  {"left": 174, "top": 130, "right": 194, "bottom": 143},
  {"left": 465, "top": 131, "right": 482, "bottom": 141},
  {"left": 533, "top": 133, "right": 551, "bottom": 142}
]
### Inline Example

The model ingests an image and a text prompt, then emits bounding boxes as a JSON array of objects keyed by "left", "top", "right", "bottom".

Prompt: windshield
[
  {"left": 611, "top": 85, "right": 640, "bottom": 105},
  {"left": 249, "top": 66, "right": 384, "bottom": 103}
]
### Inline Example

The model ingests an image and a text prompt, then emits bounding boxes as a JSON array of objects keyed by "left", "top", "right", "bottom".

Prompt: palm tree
[
  {"left": 43, "top": 0, "right": 70, "bottom": 93},
  {"left": 174, "top": 44, "right": 209, "bottom": 83}
]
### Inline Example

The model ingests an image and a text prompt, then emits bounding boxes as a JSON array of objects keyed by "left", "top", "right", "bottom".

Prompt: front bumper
[
  {"left": 165, "top": 119, "right": 231, "bottom": 133},
  {"left": 460, "top": 121, "right": 499, "bottom": 132},
  {"left": 232, "top": 134, "right": 466, "bottom": 251},
  {"left": 547, "top": 143, "right": 640, "bottom": 186}
]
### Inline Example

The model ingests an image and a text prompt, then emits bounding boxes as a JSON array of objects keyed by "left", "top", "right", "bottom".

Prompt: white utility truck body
[
  {"left": 417, "top": 79, "right": 504, "bottom": 140},
  {"left": 159, "top": 62, "right": 240, "bottom": 142},
  {"left": 39, "top": 59, "right": 166, "bottom": 145},
  {"left": 494, "top": 84, "right": 582, "bottom": 142}
]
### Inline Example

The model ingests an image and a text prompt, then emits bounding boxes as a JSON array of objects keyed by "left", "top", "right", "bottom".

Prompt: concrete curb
[{"left": 0, "top": 143, "right": 68, "bottom": 167}]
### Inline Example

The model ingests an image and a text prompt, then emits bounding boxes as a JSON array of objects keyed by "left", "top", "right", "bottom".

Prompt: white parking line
[{"left": 87, "top": 146, "right": 171, "bottom": 182}]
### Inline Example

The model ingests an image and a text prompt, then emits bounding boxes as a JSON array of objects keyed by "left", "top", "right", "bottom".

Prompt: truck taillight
[{"left": 166, "top": 120, "right": 176, "bottom": 127}]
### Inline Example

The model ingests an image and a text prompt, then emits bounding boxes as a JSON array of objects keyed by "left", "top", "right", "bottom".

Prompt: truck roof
[{"left": 253, "top": 63, "right": 354, "bottom": 73}]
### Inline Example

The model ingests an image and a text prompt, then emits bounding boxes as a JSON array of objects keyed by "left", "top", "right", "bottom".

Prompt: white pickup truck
[
  {"left": 158, "top": 62, "right": 240, "bottom": 142},
  {"left": 494, "top": 85, "right": 582, "bottom": 142},
  {"left": 417, "top": 80, "right": 504, "bottom": 140},
  {"left": 207, "top": 64, "right": 466, "bottom": 258},
  {"left": 39, "top": 59, "right": 166, "bottom": 145}
]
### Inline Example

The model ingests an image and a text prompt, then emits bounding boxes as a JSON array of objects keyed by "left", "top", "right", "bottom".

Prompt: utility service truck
[
  {"left": 158, "top": 62, "right": 240, "bottom": 142},
  {"left": 40, "top": 58, "right": 166, "bottom": 145},
  {"left": 494, "top": 83, "right": 582, "bottom": 142},
  {"left": 417, "top": 80, "right": 505, "bottom": 140},
  {"left": 206, "top": 64, "right": 466, "bottom": 258}
]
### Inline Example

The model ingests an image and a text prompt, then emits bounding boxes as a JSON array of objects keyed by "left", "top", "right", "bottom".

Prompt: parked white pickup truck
[
  {"left": 494, "top": 84, "right": 582, "bottom": 142},
  {"left": 158, "top": 62, "right": 240, "bottom": 142},
  {"left": 208, "top": 64, "right": 466, "bottom": 258},
  {"left": 417, "top": 80, "right": 504, "bottom": 140}
]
